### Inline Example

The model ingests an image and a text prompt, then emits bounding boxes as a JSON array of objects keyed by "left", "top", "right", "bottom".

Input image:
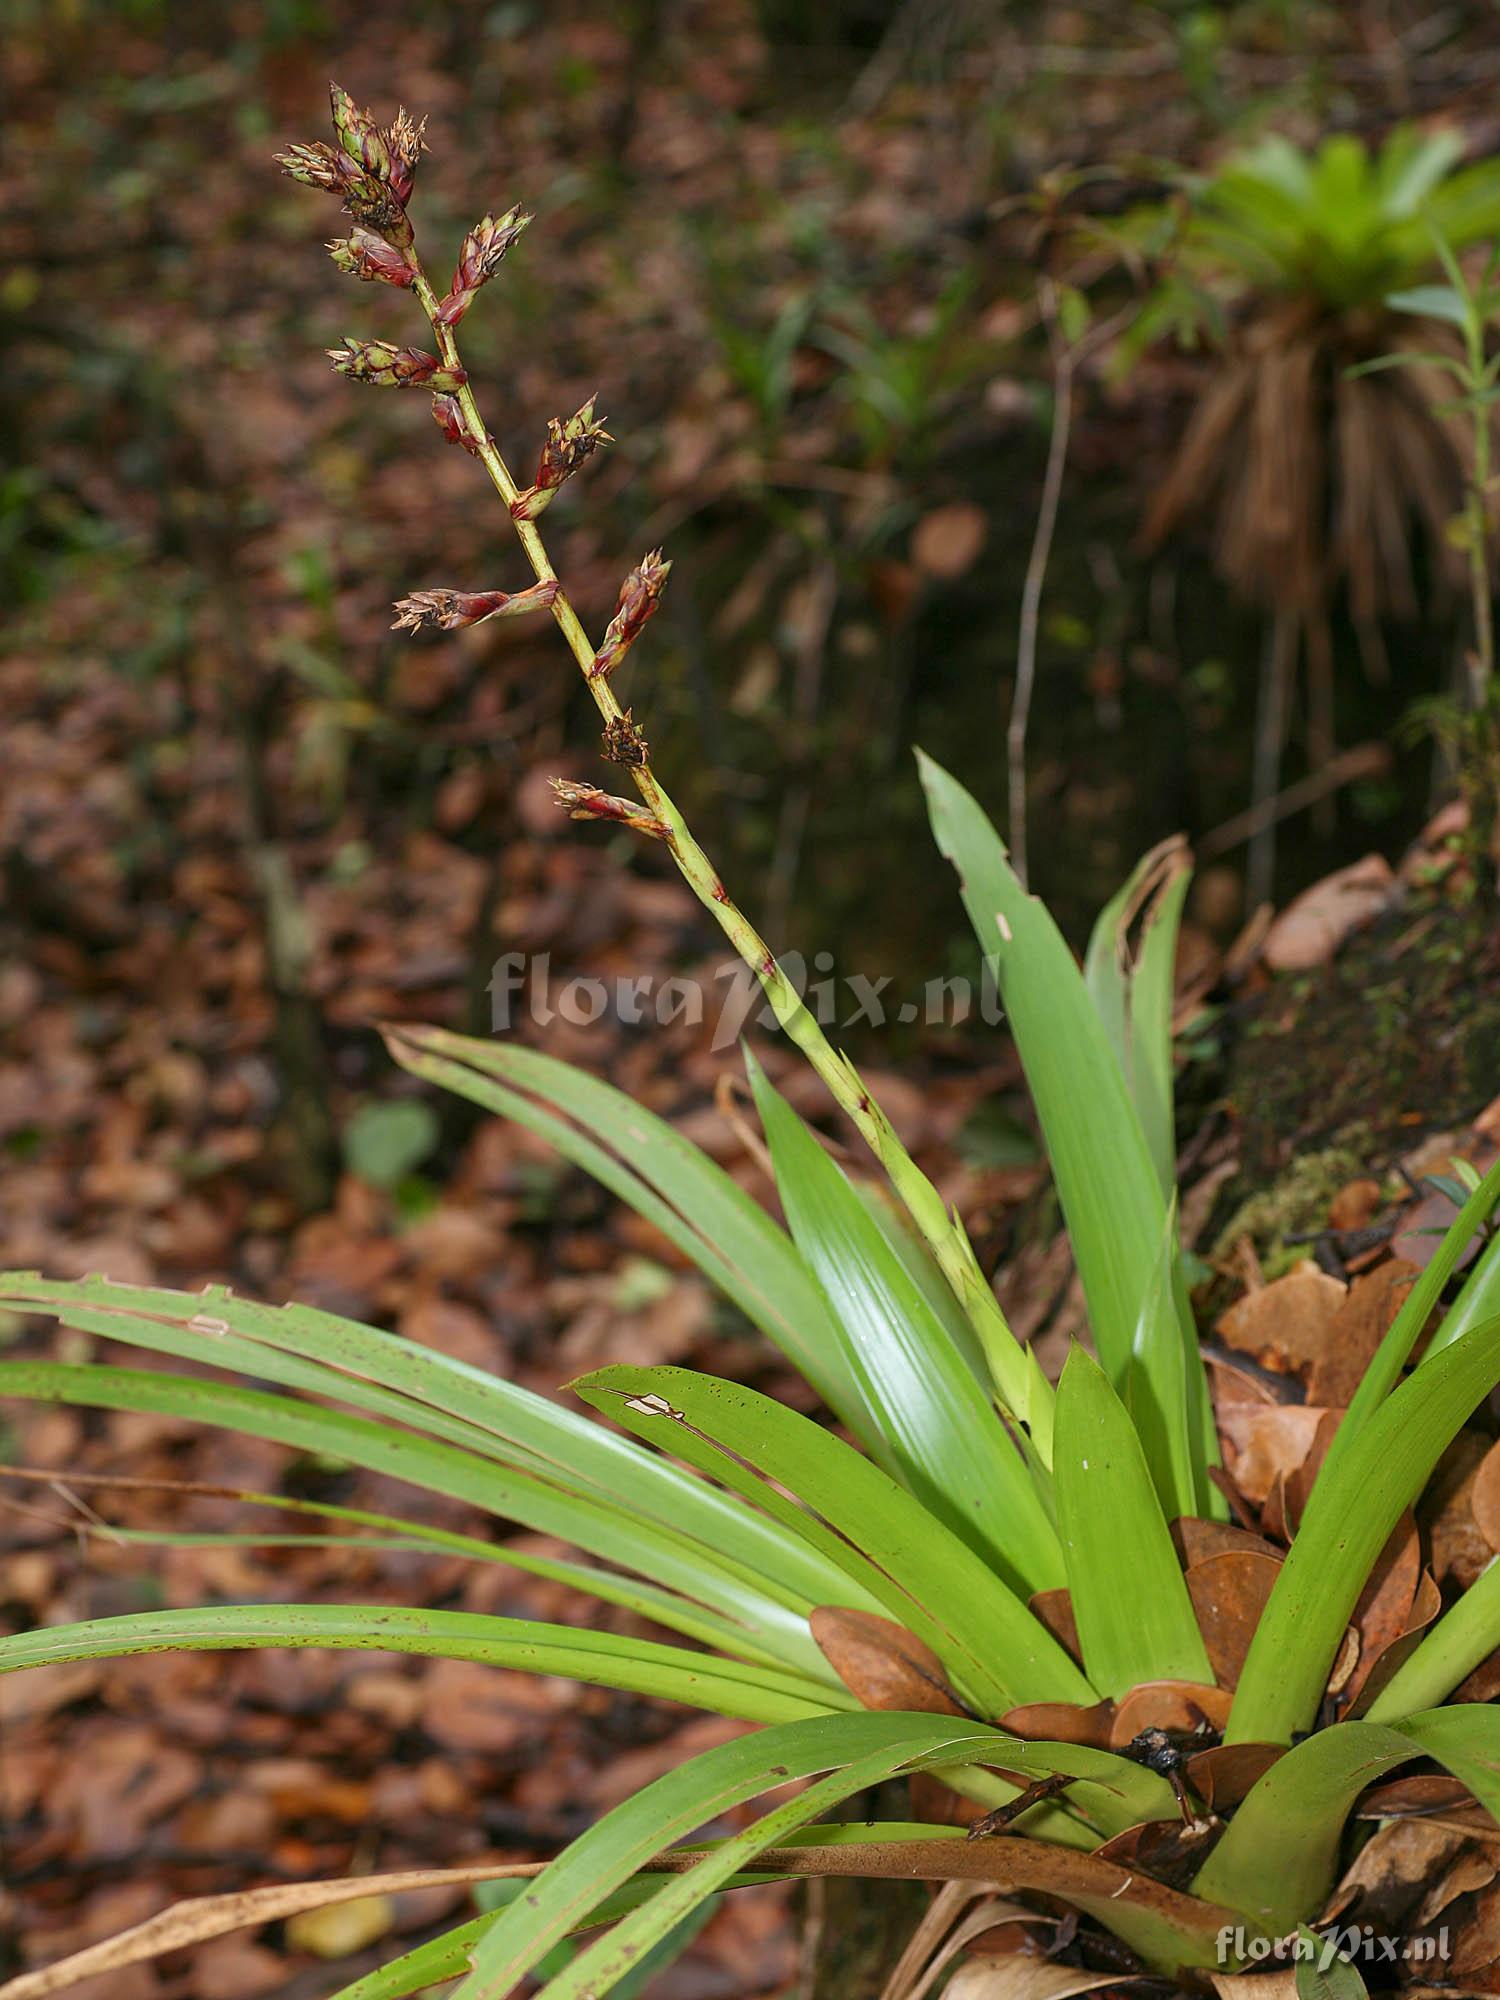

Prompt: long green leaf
[
  {"left": 1193, "top": 1722, "right": 1422, "bottom": 1932},
  {"left": 449, "top": 1712, "right": 1217, "bottom": 1997},
  {"left": 0, "top": 1604, "right": 847, "bottom": 1722},
  {"left": 1053, "top": 1346, "right": 1214, "bottom": 1695},
  {"left": 68, "top": 1485, "right": 790, "bottom": 1667},
  {"left": 1413, "top": 1214, "right": 1500, "bottom": 1365},
  {"left": 1226, "top": 1314, "right": 1500, "bottom": 1744},
  {"left": 918, "top": 751, "right": 1214, "bottom": 1521},
  {"left": 1364, "top": 1557, "right": 1500, "bottom": 1720},
  {"left": 0, "top": 1273, "right": 862, "bottom": 1632},
  {"left": 574, "top": 1364, "right": 1095, "bottom": 1715},
  {"left": 384, "top": 1027, "right": 869, "bottom": 1431},
  {"left": 1195, "top": 1707, "right": 1500, "bottom": 1933},
  {"left": 0, "top": 1358, "right": 843, "bottom": 1680},
  {"left": 452, "top": 1715, "right": 990, "bottom": 1998},
  {"left": 327, "top": 1826, "right": 935, "bottom": 2000},
  {"left": 1386, "top": 1704, "right": 1500, "bottom": 1819},
  {"left": 1314, "top": 1156, "right": 1500, "bottom": 1487},
  {"left": 748, "top": 1055, "right": 1063, "bottom": 1596},
  {"left": 1083, "top": 837, "right": 1191, "bottom": 1196}
]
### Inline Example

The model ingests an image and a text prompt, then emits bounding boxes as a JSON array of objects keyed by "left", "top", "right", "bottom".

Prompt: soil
[{"left": 1188, "top": 884, "right": 1500, "bottom": 1276}]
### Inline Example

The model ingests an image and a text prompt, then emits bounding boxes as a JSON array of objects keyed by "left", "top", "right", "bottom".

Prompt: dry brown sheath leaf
[{"left": 809, "top": 1606, "right": 967, "bottom": 1715}]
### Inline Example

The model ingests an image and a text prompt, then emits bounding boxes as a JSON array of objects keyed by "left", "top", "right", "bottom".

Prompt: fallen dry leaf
[
  {"left": 1186, "top": 1742, "right": 1284, "bottom": 1813},
  {"left": 1217, "top": 1404, "right": 1330, "bottom": 1506},
  {"left": 1338, "top": 1514, "right": 1420, "bottom": 1711},
  {"left": 1351, "top": 1570, "right": 1441, "bottom": 1716},
  {"left": 1027, "top": 1589, "right": 1081, "bottom": 1664},
  {"left": 1328, "top": 1177, "right": 1383, "bottom": 1231},
  {"left": 1261, "top": 853, "right": 1395, "bottom": 972},
  {"left": 944, "top": 1958, "right": 1140, "bottom": 1997},
  {"left": 1308, "top": 1260, "right": 1419, "bottom": 1407},
  {"left": 187, "top": 1938, "right": 286, "bottom": 2000},
  {"left": 1215, "top": 1261, "right": 1345, "bottom": 1380},
  {"left": 1172, "top": 1518, "right": 1280, "bottom": 1566},
  {"left": 1357, "top": 1775, "right": 1479, "bottom": 1821},
  {"left": 911, "top": 503, "right": 987, "bottom": 580},
  {"left": 1394, "top": 1184, "right": 1487, "bottom": 1274},
  {"left": 1425, "top": 1432, "right": 1499, "bottom": 1589},
  {"left": 1469, "top": 1440, "right": 1500, "bottom": 1552},
  {"left": 1093, "top": 1814, "right": 1218, "bottom": 1892}
]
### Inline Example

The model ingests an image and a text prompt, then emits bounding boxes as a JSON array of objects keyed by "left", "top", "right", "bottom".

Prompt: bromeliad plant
[
  {"left": 8, "top": 85, "right": 1500, "bottom": 2000},
  {"left": 1119, "top": 126, "right": 1500, "bottom": 903}
]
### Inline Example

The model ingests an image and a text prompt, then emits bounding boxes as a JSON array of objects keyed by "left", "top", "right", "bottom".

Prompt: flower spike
[
  {"left": 591, "top": 551, "right": 672, "bottom": 679},
  {"left": 550, "top": 779, "right": 670, "bottom": 839},
  {"left": 391, "top": 581, "right": 560, "bottom": 633},
  {"left": 327, "top": 339, "right": 467, "bottom": 390},
  {"left": 329, "top": 82, "right": 390, "bottom": 180},
  {"left": 510, "top": 398, "right": 612, "bottom": 521},
  {"left": 385, "top": 107, "right": 427, "bottom": 207},
  {"left": 433, "top": 207, "right": 532, "bottom": 326},
  {"left": 327, "top": 232, "right": 415, "bottom": 287}
]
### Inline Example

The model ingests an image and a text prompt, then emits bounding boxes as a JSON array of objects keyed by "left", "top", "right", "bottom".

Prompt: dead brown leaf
[
  {"left": 1327, "top": 1178, "right": 1383, "bottom": 1231},
  {"left": 944, "top": 1959, "right": 1141, "bottom": 1998},
  {"left": 1028, "top": 1589, "right": 1081, "bottom": 1664},
  {"left": 1261, "top": 854, "right": 1395, "bottom": 972},
  {"left": 1172, "top": 1518, "right": 1280, "bottom": 1566},
  {"left": 1215, "top": 1262, "right": 1345, "bottom": 1380},
  {"left": 809, "top": 1607, "right": 966, "bottom": 1715},
  {"left": 1470, "top": 1440, "right": 1500, "bottom": 1552},
  {"left": 1109, "top": 1680, "right": 1231, "bottom": 1747},
  {"left": 911, "top": 503, "right": 987, "bottom": 580},
  {"left": 1184, "top": 1551, "right": 1282, "bottom": 1688},
  {"left": 998, "top": 1701, "right": 1115, "bottom": 1749},
  {"left": 1308, "top": 1260, "right": 1420, "bottom": 1407},
  {"left": 1338, "top": 1513, "right": 1420, "bottom": 1711},
  {"left": 1424, "top": 1432, "right": 1498, "bottom": 1590},
  {"left": 1217, "top": 1404, "right": 1330, "bottom": 1507},
  {"left": 1186, "top": 1742, "right": 1284, "bottom": 1812}
]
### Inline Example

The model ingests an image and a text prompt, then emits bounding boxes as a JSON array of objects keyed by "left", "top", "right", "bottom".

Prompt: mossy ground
[{"left": 1185, "top": 888, "right": 1500, "bottom": 1272}]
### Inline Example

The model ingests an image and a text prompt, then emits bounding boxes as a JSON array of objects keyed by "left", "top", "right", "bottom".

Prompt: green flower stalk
[{"left": 278, "top": 83, "right": 1043, "bottom": 1439}]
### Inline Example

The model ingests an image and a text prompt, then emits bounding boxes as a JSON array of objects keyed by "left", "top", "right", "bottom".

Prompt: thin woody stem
[{"left": 402, "top": 257, "right": 1044, "bottom": 1442}]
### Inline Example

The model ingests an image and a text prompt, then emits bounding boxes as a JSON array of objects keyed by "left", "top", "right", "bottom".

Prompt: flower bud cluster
[
  {"left": 327, "top": 339, "right": 468, "bottom": 390},
  {"left": 590, "top": 552, "right": 672, "bottom": 679},
  {"left": 276, "top": 83, "right": 426, "bottom": 256},
  {"left": 433, "top": 208, "right": 532, "bottom": 327},
  {"left": 510, "top": 398, "right": 611, "bottom": 521},
  {"left": 550, "top": 779, "right": 669, "bottom": 839},
  {"left": 391, "top": 581, "right": 560, "bottom": 632}
]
